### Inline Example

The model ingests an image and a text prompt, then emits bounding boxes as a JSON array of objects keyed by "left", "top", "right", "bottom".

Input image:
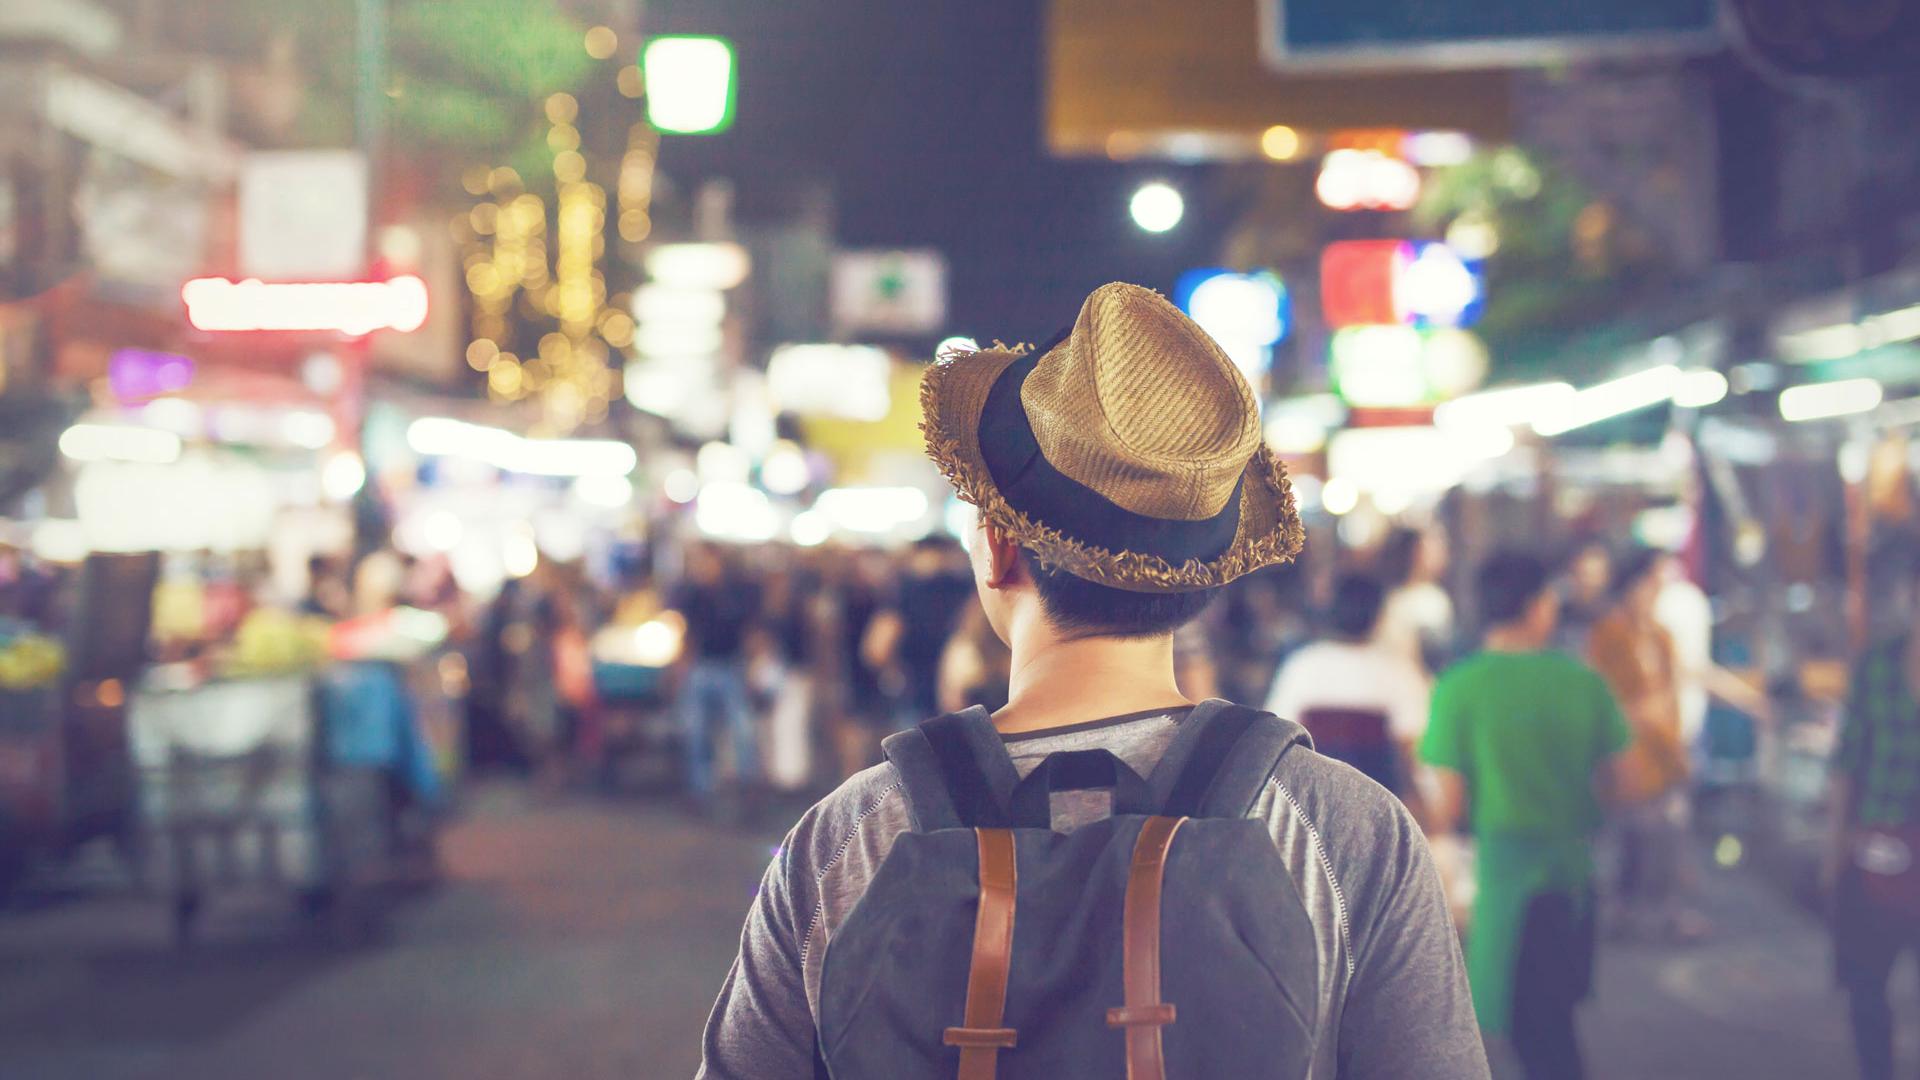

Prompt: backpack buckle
[
  {"left": 1105, "top": 1004, "right": 1177, "bottom": 1028},
  {"left": 943, "top": 1026, "right": 1018, "bottom": 1048}
]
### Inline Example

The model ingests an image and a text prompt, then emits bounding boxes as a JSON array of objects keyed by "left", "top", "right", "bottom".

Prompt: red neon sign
[
  {"left": 182, "top": 276, "right": 429, "bottom": 335},
  {"left": 1320, "top": 240, "right": 1408, "bottom": 327}
]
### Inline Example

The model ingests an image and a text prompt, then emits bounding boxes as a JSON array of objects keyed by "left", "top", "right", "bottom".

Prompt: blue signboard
[{"left": 1262, "top": 0, "right": 1721, "bottom": 70}]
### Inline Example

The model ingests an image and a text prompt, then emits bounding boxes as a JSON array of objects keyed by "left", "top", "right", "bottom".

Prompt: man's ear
[{"left": 983, "top": 525, "right": 1025, "bottom": 590}]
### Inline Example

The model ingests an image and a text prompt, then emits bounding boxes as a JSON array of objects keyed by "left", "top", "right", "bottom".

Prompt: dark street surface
[{"left": 0, "top": 782, "right": 1910, "bottom": 1080}]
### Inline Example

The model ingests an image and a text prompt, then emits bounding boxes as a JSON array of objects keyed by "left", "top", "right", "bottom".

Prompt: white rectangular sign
[
  {"left": 239, "top": 151, "right": 368, "bottom": 280},
  {"left": 831, "top": 249, "right": 947, "bottom": 337}
]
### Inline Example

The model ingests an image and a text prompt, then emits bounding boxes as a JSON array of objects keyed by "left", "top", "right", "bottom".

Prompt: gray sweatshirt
[{"left": 697, "top": 709, "right": 1491, "bottom": 1079}]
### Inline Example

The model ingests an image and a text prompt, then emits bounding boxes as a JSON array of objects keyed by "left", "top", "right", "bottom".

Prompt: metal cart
[{"left": 128, "top": 675, "right": 392, "bottom": 945}]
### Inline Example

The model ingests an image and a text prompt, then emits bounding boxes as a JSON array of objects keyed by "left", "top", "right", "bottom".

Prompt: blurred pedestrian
[
  {"left": 300, "top": 554, "right": 349, "bottom": 618},
  {"left": 466, "top": 575, "right": 529, "bottom": 771},
  {"left": 548, "top": 572, "right": 602, "bottom": 784},
  {"left": 669, "top": 545, "right": 762, "bottom": 805},
  {"left": 834, "top": 550, "right": 896, "bottom": 774},
  {"left": 750, "top": 564, "right": 814, "bottom": 793},
  {"left": 1829, "top": 542, "right": 1920, "bottom": 1080},
  {"left": 1375, "top": 525, "right": 1455, "bottom": 675},
  {"left": 702, "top": 282, "right": 1487, "bottom": 1080},
  {"left": 1422, "top": 550, "right": 1630, "bottom": 1080},
  {"left": 1587, "top": 547, "right": 1704, "bottom": 942},
  {"left": 871, "top": 536, "right": 975, "bottom": 726},
  {"left": 1266, "top": 572, "right": 1430, "bottom": 823},
  {"left": 936, "top": 602, "right": 1011, "bottom": 715},
  {"left": 1555, "top": 539, "right": 1612, "bottom": 656}
]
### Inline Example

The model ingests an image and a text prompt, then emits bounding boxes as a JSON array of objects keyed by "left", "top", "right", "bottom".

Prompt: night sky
[{"left": 648, "top": 0, "right": 1231, "bottom": 344}]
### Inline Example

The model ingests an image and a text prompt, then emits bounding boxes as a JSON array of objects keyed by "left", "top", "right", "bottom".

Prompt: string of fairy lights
[{"left": 453, "top": 26, "right": 655, "bottom": 436}]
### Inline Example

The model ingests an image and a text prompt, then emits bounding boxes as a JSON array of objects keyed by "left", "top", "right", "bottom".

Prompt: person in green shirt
[{"left": 1421, "top": 551, "right": 1630, "bottom": 1080}]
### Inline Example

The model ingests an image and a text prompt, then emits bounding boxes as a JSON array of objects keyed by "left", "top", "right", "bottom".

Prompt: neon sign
[
  {"left": 182, "top": 276, "right": 429, "bottom": 335},
  {"left": 1320, "top": 241, "right": 1484, "bottom": 329}
]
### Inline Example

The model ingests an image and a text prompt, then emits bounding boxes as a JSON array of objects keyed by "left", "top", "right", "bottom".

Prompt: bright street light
[
  {"left": 1130, "top": 182, "right": 1184, "bottom": 233},
  {"left": 643, "top": 36, "right": 737, "bottom": 135},
  {"left": 1779, "top": 378, "right": 1883, "bottom": 423}
]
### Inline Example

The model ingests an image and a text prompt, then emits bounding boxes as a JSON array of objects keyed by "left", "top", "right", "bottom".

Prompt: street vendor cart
[{"left": 128, "top": 673, "right": 392, "bottom": 944}]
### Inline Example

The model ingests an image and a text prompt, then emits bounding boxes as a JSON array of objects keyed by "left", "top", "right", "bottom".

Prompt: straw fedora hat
[{"left": 921, "top": 281, "right": 1304, "bottom": 594}]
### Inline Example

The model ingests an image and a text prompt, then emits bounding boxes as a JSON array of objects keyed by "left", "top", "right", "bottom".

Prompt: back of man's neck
[
  {"left": 991, "top": 633, "right": 1190, "bottom": 736},
  {"left": 1483, "top": 626, "right": 1548, "bottom": 653}
]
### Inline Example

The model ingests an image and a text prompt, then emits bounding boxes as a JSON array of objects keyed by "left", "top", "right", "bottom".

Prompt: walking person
[
  {"left": 750, "top": 565, "right": 816, "bottom": 794},
  {"left": 700, "top": 283, "right": 1486, "bottom": 1079},
  {"left": 1421, "top": 551, "right": 1630, "bottom": 1080},
  {"left": 869, "top": 536, "right": 977, "bottom": 727},
  {"left": 670, "top": 544, "right": 763, "bottom": 807},
  {"left": 1830, "top": 542, "right": 1920, "bottom": 1080},
  {"left": 1266, "top": 572, "right": 1431, "bottom": 823},
  {"left": 1374, "top": 525, "right": 1455, "bottom": 676},
  {"left": 1587, "top": 547, "right": 1706, "bottom": 942}
]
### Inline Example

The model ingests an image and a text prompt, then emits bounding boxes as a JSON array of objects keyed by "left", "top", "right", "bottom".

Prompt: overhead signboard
[
  {"left": 1320, "top": 240, "right": 1484, "bottom": 330},
  {"left": 239, "top": 151, "right": 368, "bottom": 280},
  {"left": 1262, "top": 0, "right": 1720, "bottom": 71},
  {"left": 831, "top": 250, "right": 946, "bottom": 337},
  {"left": 1047, "top": 0, "right": 1512, "bottom": 159},
  {"left": 181, "top": 277, "right": 428, "bottom": 336}
]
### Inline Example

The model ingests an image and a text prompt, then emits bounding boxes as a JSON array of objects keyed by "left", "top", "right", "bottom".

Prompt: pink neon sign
[{"left": 182, "top": 276, "right": 429, "bottom": 335}]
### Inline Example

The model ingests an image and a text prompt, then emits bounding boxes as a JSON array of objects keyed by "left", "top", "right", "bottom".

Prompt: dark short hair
[
  {"left": 1328, "top": 573, "right": 1387, "bottom": 640},
  {"left": 1608, "top": 546, "right": 1665, "bottom": 605},
  {"left": 1021, "top": 549, "right": 1215, "bottom": 641},
  {"left": 1478, "top": 551, "right": 1550, "bottom": 625},
  {"left": 1376, "top": 527, "right": 1424, "bottom": 588}
]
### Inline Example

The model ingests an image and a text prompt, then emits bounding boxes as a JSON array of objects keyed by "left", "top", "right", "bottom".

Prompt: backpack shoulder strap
[
  {"left": 1148, "top": 701, "right": 1312, "bottom": 818},
  {"left": 881, "top": 709, "right": 1023, "bottom": 831}
]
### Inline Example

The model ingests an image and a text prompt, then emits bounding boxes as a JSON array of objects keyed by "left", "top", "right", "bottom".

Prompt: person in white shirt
[
  {"left": 1374, "top": 527, "right": 1456, "bottom": 677},
  {"left": 1268, "top": 573, "right": 1433, "bottom": 823}
]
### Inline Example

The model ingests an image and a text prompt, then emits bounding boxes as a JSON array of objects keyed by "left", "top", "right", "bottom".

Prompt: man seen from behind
[{"left": 699, "top": 283, "right": 1486, "bottom": 1079}]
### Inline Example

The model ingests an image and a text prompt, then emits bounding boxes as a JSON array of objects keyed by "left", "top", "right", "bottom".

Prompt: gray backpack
[{"left": 816, "top": 702, "right": 1320, "bottom": 1079}]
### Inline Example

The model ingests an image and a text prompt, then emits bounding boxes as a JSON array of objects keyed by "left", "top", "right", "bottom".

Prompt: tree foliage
[
  {"left": 1413, "top": 147, "right": 1673, "bottom": 378},
  {"left": 225, "top": 0, "right": 595, "bottom": 180}
]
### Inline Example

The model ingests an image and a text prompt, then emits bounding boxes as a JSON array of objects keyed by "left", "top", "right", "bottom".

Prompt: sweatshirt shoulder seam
[{"left": 797, "top": 780, "right": 905, "bottom": 973}]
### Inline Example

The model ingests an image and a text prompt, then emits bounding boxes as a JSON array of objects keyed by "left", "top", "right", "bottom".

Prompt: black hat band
[{"left": 976, "top": 332, "right": 1243, "bottom": 567}]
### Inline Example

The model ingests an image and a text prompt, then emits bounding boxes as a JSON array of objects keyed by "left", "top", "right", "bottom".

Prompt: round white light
[
  {"left": 760, "top": 441, "right": 811, "bottom": 496},
  {"left": 503, "top": 531, "right": 540, "bottom": 578},
  {"left": 1129, "top": 182, "right": 1184, "bottom": 233},
  {"left": 1321, "top": 477, "right": 1360, "bottom": 516},
  {"left": 663, "top": 468, "right": 700, "bottom": 504},
  {"left": 320, "top": 451, "right": 367, "bottom": 502},
  {"left": 790, "top": 509, "right": 831, "bottom": 547}
]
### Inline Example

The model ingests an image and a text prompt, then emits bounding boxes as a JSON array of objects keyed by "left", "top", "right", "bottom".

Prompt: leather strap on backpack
[
  {"left": 944, "top": 828, "right": 1019, "bottom": 1078},
  {"left": 1107, "top": 815, "right": 1185, "bottom": 1080}
]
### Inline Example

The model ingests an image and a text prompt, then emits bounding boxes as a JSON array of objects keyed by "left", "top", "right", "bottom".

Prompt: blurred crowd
[{"left": 427, "top": 531, "right": 1323, "bottom": 812}]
